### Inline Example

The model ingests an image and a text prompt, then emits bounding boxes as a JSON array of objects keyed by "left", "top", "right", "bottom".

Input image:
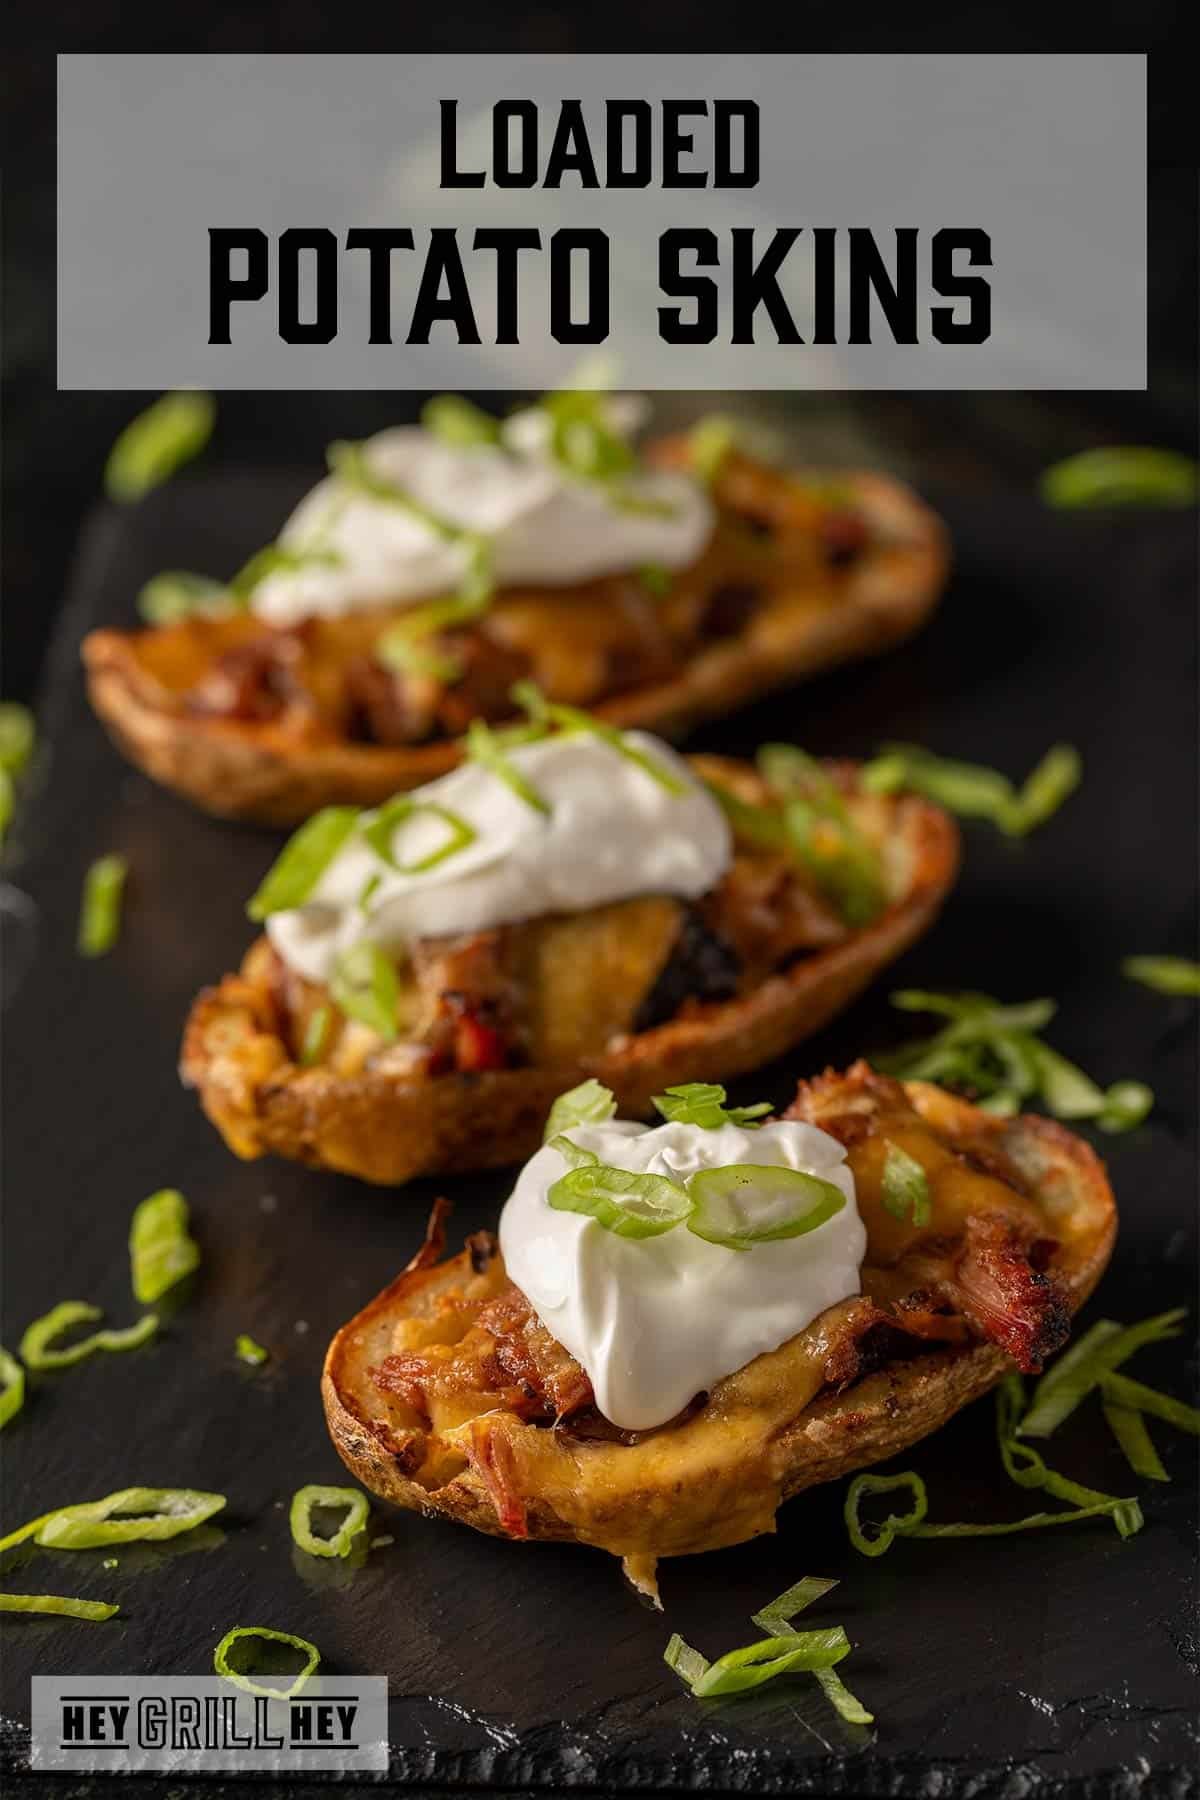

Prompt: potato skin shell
[
  {"left": 83, "top": 467, "right": 948, "bottom": 826},
  {"left": 180, "top": 766, "right": 960, "bottom": 1185},
  {"left": 321, "top": 1091, "right": 1117, "bottom": 1560}
]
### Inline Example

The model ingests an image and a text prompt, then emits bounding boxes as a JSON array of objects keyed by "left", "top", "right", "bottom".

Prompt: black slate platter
[{"left": 1, "top": 471, "right": 1197, "bottom": 1798}]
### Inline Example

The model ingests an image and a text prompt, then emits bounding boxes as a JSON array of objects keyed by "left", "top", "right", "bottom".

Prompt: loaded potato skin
[
  {"left": 321, "top": 1074, "right": 1116, "bottom": 1564},
  {"left": 181, "top": 759, "right": 959, "bottom": 1185},
  {"left": 85, "top": 451, "right": 947, "bottom": 826}
]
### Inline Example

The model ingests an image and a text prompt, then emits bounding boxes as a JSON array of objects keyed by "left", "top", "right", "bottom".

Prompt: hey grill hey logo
[{"left": 32, "top": 1676, "right": 388, "bottom": 1772}]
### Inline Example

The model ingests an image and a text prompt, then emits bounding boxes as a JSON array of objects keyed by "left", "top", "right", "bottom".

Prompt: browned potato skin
[
  {"left": 83, "top": 464, "right": 948, "bottom": 826},
  {"left": 179, "top": 764, "right": 959, "bottom": 1185},
  {"left": 321, "top": 1087, "right": 1117, "bottom": 1561}
]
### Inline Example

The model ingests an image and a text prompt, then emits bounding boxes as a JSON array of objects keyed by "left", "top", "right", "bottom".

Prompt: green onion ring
[
  {"left": 214, "top": 1625, "right": 321, "bottom": 1699},
  {"left": 0, "top": 1593, "right": 119, "bottom": 1621},
  {"left": 129, "top": 1189, "right": 200, "bottom": 1305},
  {"left": 36, "top": 1488, "right": 225, "bottom": 1549},
  {"left": 0, "top": 1349, "right": 24, "bottom": 1430},
  {"left": 543, "top": 1080, "right": 617, "bottom": 1143},
  {"left": 686, "top": 1165, "right": 845, "bottom": 1252},
  {"left": 289, "top": 1485, "right": 369, "bottom": 1559},
  {"left": 547, "top": 1163, "right": 692, "bottom": 1239},
  {"left": 362, "top": 796, "right": 477, "bottom": 875},
  {"left": 19, "top": 1303, "right": 158, "bottom": 1372}
]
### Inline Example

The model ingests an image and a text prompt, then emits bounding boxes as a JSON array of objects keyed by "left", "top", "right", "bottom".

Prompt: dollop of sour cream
[
  {"left": 266, "top": 731, "right": 731, "bottom": 985},
  {"left": 251, "top": 399, "right": 714, "bottom": 626},
  {"left": 499, "top": 1117, "right": 867, "bottom": 1431}
]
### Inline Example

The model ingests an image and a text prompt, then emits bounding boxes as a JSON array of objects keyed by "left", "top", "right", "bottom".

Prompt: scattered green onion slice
[
  {"left": 0, "top": 703, "right": 35, "bottom": 775},
  {"left": 703, "top": 779, "right": 789, "bottom": 853},
  {"left": 1122, "top": 956, "right": 1200, "bottom": 997},
  {"left": 651, "top": 1083, "right": 771, "bottom": 1130},
  {"left": 299, "top": 1007, "right": 331, "bottom": 1068},
  {"left": 0, "top": 1593, "right": 119, "bottom": 1621},
  {"left": 1039, "top": 446, "right": 1199, "bottom": 510},
  {"left": 750, "top": 1575, "right": 838, "bottom": 1637},
  {"left": 0, "top": 1349, "right": 24, "bottom": 1430},
  {"left": 329, "top": 943, "right": 399, "bottom": 1041},
  {"left": 995, "top": 1377, "right": 1141, "bottom": 1534},
  {"left": 844, "top": 1465, "right": 1142, "bottom": 1555},
  {"left": 880, "top": 1142, "right": 932, "bottom": 1226},
  {"left": 78, "top": 854, "right": 128, "bottom": 957},
  {"left": 1102, "top": 1399, "right": 1168, "bottom": 1483},
  {"left": 546, "top": 1135, "right": 598, "bottom": 1171},
  {"left": 543, "top": 1080, "right": 617, "bottom": 1142},
  {"left": 664, "top": 1632, "right": 711, "bottom": 1687},
  {"left": 815, "top": 1665, "right": 875, "bottom": 1726},
  {"left": 861, "top": 743, "right": 1081, "bottom": 838},
  {"left": 235, "top": 1334, "right": 269, "bottom": 1367},
  {"left": 327, "top": 439, "right": 461, "bottom": 540},
  {"left": 18, "top": 1302, "right": 158, "bottom": 1372},
  {"left": 289, "top": 1485, "right": 369, "bottom": 1559},
  {"left": 246, "top": 807, "right": 360, "bottom": 921},
  {"left": 844, "top": 1471, "right": 929, "bottom": 1557},
  {"left": 547, "top": 1163, "right": 692, "bottom": 1239},
  {"left": 34, "top": 1488, "right": 225, "bottom": 1550},
  {"left": 129, "top": 1189, "right": 200, "bottom": 1305},
  {"left": 104, "top": 391, "right": 216, "bottom": 503},
  {"left": 137, "top": 571, "right": 227, "bottom": 626},
  {"left": 1099, "top": 1371, "right": 1200, "bottom": 1435},
  {"left": 421, "top": 394, "right": 502, "bottom": 447},
  {"left": 362, "top": 797, "right": 477, "bottom": 875},
  {"left": 757, "top": 744, "right": 886, "bottom": 926},
  {"left": 229, "top": 544, "right": 343, "bottom": 606},
  {"left": 1095, "top": 1080, "right": 1155, "bottom": 1134},
  {"left": 465, "top": 719, "right": 550, "bottom": 815},
  {"left": 511, "top": 682, "right": 686, "bottom": 794},
  {"left": 541, "top": 389, "right": 636, "bottom": 485},
  {"left": 214, "top": 1625, "right": 321, "bottom": 1699},
  {"left": 691, "top": 1628, "right": 851, "bottom": 1697},
  {"left": 687, "top": 415, "right": 738, "bottom": 485},
  {"left": 686, "top": 1165, "right": 845, "bottom": 1252},
  {"left": 1019, "top": 1309, "right": 1186, "bottom": 1439}
]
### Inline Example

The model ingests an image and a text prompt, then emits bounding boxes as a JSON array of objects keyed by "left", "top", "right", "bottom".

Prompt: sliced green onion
[
  {"left": 421, "top": 394, "right": 502, "bottom": 447},
  {"left": 750, "top": 1575, "right": 838, "bottom": 1637},
  {"left": 229, "top": 543, "right": 342, "bottom": 606},
  {"left": 542, "top": 390, "right": 636, "bottom": 485},
  {"left": 639, "top": 563, "right": 672, "bottom": 596},
  {"left": 511, "top": 682, "right": 686, "bottom": 795},
  {"left": 104, "top": 391, "right": 215, "bottom": 503},
  {"left": 1039, "top": 446, "right": 1199, "bottom": 510},
  {"left": 0, "top": 1349, "right": 24, "bottom": 1430},
  {"left": 687, "top": 415, "right": 738, "bottom": 485},
  {"left": 299, "top": 1007, "right": 331, "bottom": 1068},
  {"left": 214, "top": 1625, "right": 320, "bottom": 1699},
  {"left": 465, "top": 719, "right": 550, "bottom": 815},
  {"left": 0, "top": 703, "right": 35, "bottom": 775},
  {"left": 235, "top": 1334, "right": 269, "bottom": 1366},
  {"left": 704, "top": 779, "right": 789, "bottom": 852},
  {"left": 756, "top": 744, "right": 886, "bottom": 926},
  {"left": 1007, "top": 745, "right": 1082, "bottom": 835},
  {"left": 0, "top": 1593, "right": 118, "bottom": 1621},
  {"left": 651, "top": 1082, "right": 771, "bottom": 1130},
  {"left": 686, "top": 1165, "right": 845, "bottom": 1251},
  {"left": 1122, "top": 955, "right": 1200, "bottom": 997},
  {"left": 691, "top": 1628, "right": 851, "bottom": 1697},
  {"left": 35, "top": 1488, "right": 225, "bottom": 1549},
  {"left": 664, "top": 1632, "right": 711, "bottom": 1687},
  {"left": 1102, "top": 1399, "right": 1168, "bottom": 1482},
  {"left": 1095, "top": 1079, "right": 1155, "bottom": 1134},
  {"left": 289, "top": 1484, "right": 369, "bottom": 1559},
  {"left": 362, "top": 796, "right": 477, "bottom": 875},
  {"left": 861, "top": 743, "right": 1080, "bottom": 838},
  {"left": 543, "top": 1080, "right": 617, "bottom": 1142},
  {"left": 78, "top": 854, "right": 128, "bottom": 957},
  {"left": 329, "top": 943, "right": 399, "bottom": 1041},
  {"left": 548, "top": 1163, "right": 691, "bottom": 1239},
  {"left": 880, "top": 1141, "right": 932, "bottom": 1226},
  {"left": 1026, "top": 1042, "right": 1106, "bottom": 1121},
  {"left": 815, "top": 1665, "right": 875, "bottom": 1726},
  {"left": 246, "top": 806, "right": 360, "bottom": 921},
  {"left": 327, "top": 439, "right": 461, "bottom": 539},
  {"left": 1099, "top": 1371, "right": 1200, "bottom": 1435},
  {"left": 995, "top": 1377, "right": 1142, "bottom": 1535},
  {"left": 137, "top": 571, "right": 227, "bottom": 627},
  {"left": 129, "top": 1189, "right": 200, "bottom": 1305},
  {"left": 546, "top": 1135, "right": 598, "bottom": 1171},
  {"left": 1019, "top": 1309, "right": 1186, "bottom": 1439},
  {"left": 357, "top": 873, "right": 381, "bottom": 914},
  {"left": 19, "top": 1302, "right": 158, "bottom": 1371},
  {"left": 844, "top": 1471, "right": 929, "bottom": 1557}
]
